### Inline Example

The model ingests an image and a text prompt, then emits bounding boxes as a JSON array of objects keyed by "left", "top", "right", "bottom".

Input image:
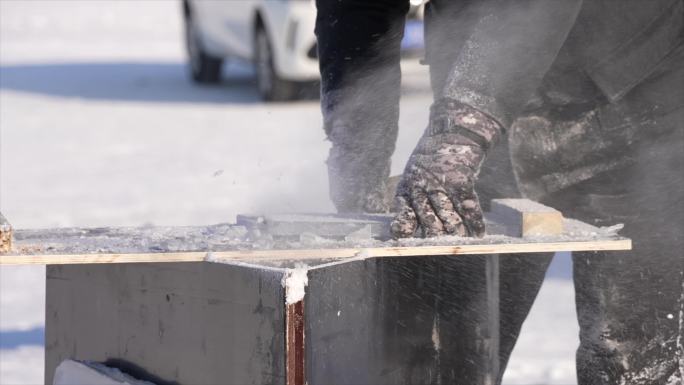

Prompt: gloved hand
[{"left": 391, "top": 99, "right": 503, "bottom": 238}]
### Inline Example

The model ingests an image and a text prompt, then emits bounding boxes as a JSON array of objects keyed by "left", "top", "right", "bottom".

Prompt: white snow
[
  {"left": 53, "top": 360, "right": 155, "bottom": 385},
  {"left": 0, "top": 2, "right": 578, "bottom": 384},
  {"left": 502, "top": 279, "right": 579, "bottom": 384},
  {"left": 0, "top": 265, "right": 45, "bottom": 331},
  {"left": 283, "top": 265, "right": 310, "bottom": 304},
  {"left": 0, "top": 346, "right": 44, "bottom": 385}
]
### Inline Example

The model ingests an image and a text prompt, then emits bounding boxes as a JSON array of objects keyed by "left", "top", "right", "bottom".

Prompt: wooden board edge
[
  {"left": 490, "top": 199, "right": 564, "bottom": 236},
  {"left": 0, "top": 251, "right": 207, "bottom": 266},
  {"left": 0, "top": 239, "right": 631, "bottom": 266}
]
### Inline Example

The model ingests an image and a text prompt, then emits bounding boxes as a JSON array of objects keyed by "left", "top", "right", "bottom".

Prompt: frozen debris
[
  {"left": 204, "top": 253, "right": 289, "bottom": 271},
  {"left": 598, "top": 223, "right": 624, "bottom": 236},
  {"left": 12, "top": 224, "right": 248, "bottom": 254},
  {"left": 9, "top": 211, "right": 628, "bottom": 270},
  {"left": 204, "top": 251, "right": 216, "bottom": 262},
  {"left": 53, "top": 360, "right": 155, "bottom": 385},
  {"left": 299, "top": 232, "right": 327, "bottom": 244},
  {"left": 344, "top": 224, "right": 373, "bottom": 241},
  {"left": 282, "top": 264, "right": 309, "bottom": 304},
  {"left": 238, "top": 213, "right": 391, "bottom": 240}
]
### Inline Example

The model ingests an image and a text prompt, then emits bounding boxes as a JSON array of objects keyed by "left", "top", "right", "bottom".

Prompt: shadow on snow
[{"left": 0, "top": 61, "right": 266, "bottom": 104}]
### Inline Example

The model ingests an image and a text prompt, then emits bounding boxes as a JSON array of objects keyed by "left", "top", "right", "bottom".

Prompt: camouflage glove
[{"left": 391, "top": 99, "right": 503, "bottom": 238}]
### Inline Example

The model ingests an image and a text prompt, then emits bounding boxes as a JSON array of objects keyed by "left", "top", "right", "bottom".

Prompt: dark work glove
[{"left": 391, "top": 99, "right": 503, "bottom": 238}]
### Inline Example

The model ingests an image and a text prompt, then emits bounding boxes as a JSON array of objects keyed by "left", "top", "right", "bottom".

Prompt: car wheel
[
  {"left": 255, "top": 25, "right": 298, "bottom": 101},
  {"left": 185, "top": 14, "right": 223, "bottom": 84}
]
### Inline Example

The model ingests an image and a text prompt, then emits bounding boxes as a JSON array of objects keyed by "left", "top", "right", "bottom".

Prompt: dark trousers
[{"left": 315, "top": 0, "right": 684, "bottom": 383}]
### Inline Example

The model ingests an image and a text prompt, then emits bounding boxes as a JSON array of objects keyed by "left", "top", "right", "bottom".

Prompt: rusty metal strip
[{"left": 286, "top": 300, "right": 305, "bottom": 385}]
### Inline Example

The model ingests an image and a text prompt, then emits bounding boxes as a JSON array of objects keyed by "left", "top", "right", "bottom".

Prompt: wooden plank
[
  {"left": 0, "top": 238, "right": 631, "bottom": 266},
  {"left": 0, "top": 200, "right": 631, "bottom": 266},
  {"left": 0, "top": 212, "right": 11, "bottom": 253},
  {"left": 490, "top": 199, "right": 563, "bottom": 236}
]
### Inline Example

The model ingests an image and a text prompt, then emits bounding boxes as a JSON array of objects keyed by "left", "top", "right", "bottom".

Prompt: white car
[{"left": 182, "top": 0, "right": 424, "bottom": 101}]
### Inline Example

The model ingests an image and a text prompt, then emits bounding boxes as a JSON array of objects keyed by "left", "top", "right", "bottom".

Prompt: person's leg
[
  {"left": 315, "top": 0, "right": 409, "bottom": 213},
  {"left": 421, "top": 2, "right": 554, "bottom": 381},
  {"left": 373, "top": 136, "right": 554, "bottom": 384},
  {"left": 478, "top": 135, "right": 555, "bottom": 383},
  {"left": 552, "top": 130, "right": 684, "bottom": 383},
  {"left": 543, "top": 53, "right": 684, "bottom": 384},
  {"left": 378, "top": 248, "right": 553, "bottom": 384},
  {"left": 433, "top": 252, "right": 553, "bottom": 384}
]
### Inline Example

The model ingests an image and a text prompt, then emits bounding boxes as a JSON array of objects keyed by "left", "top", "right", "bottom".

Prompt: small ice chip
[
  {"left": 355, "top": 249, "right": 372, "bottom": 258},
  {"left": 283, "top": 264, "right": 309, "bottom": 304},
  {"left": 337, "top": 310, "right": 341, "bottom": 317},
  {"left": 666, "top": 313, "right": 674, "bottom": 319}
]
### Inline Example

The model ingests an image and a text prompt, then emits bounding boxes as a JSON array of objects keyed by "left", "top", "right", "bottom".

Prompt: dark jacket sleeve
[
  {"left": 441, "top": 0, "right": 583, "bottom": 128},
  {"left": 575, "top": 0, "right": 683, "bottom": 102}
]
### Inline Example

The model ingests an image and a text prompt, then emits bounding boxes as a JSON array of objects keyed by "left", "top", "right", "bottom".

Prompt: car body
[
  {"left": 182, "top": 0, "right": 424, "bottom": 101},
  {"left": 185, "top": 0, "right": 319, "bottom": 81}
]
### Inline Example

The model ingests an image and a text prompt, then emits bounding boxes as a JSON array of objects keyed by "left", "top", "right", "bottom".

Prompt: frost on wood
[
  {"left": 3, "top": 200, "right": 629, "bottom": 269},
  {"left": 53, "top": 360, "right": 155, "bottom": 385},
  {"left": 11, "top": 223, "right": 248, "bottom": 255},
  {"left": 283, "top": 264, "right": 309, "bottom": 304},
  {"left": 8, "top": 214, "right": 624, "bottom": 256}
]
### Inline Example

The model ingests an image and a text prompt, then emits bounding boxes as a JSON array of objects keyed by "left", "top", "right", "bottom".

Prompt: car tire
[
  {"left": 185, "top": 13, "right": 223, "bottom": 84},
  {"left": 254, "top": 25, "right": 298, "bottom": 101}
]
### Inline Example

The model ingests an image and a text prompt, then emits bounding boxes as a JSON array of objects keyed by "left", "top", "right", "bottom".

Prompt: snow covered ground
[{"left": 0, "top": 2, "right": 578, "bottom": 384}]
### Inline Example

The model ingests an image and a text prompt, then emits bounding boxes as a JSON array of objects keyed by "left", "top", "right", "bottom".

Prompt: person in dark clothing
[{"left": 315, "top": 0, "right": 684, "bottom": 383}]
